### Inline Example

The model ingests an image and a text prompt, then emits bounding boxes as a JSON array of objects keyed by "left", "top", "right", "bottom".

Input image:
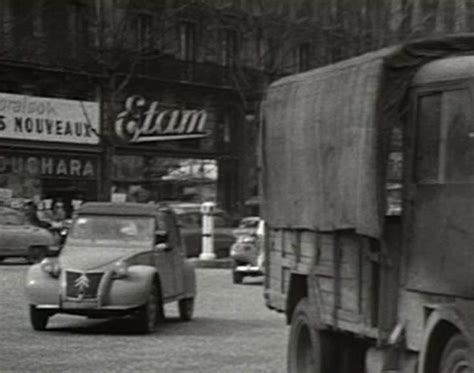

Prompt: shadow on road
[{"left": 44, "top": 314, "right": 275, "bottom": 337}]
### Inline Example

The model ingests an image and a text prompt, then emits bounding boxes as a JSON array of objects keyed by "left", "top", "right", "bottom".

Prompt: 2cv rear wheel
[{"left": 178, "top": 297, "right": 195, "bottom": 321}]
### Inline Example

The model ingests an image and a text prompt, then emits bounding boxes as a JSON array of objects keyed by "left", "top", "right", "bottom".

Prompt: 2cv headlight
[
  {"left": 112, "top": 260, "right": 129, "bottom": 279},
  {"left": 40, "top": 258, "right": 61, "bottom": 278}
]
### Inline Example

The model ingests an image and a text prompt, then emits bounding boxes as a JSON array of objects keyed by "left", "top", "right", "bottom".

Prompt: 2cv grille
[{"left": 65, "top": 271, "right": 104, "bottom": 299}]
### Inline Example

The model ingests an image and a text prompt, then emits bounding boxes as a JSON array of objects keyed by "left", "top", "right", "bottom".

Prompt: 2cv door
[{"left": 153, "top": 210, "right": 184, "bottom": 299}]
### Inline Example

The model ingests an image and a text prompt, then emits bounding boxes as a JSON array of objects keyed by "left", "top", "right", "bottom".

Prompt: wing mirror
[
  {"left": 154, "top": 230, "right": 172, "bottom": 252},
  {"left": 155, "top": 230, "right": 169, "bottom": 244}
]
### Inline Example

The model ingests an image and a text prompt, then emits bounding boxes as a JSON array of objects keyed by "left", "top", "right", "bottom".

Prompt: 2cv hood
[{"left": 59, "top": 240, "right": 151, "bottom": 271}]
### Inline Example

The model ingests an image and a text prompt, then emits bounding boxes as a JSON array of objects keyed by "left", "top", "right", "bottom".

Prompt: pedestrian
[
  {"left": 24, "top": 201, "right": 51, "bottom": 229},
  {"left": 51, "top": 200, "right": 66, "bottom": 222}
]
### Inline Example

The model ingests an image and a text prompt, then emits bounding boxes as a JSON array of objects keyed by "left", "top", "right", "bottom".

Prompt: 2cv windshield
[{"left": 68, "top": 215, "right": 154, "bottom": 244}]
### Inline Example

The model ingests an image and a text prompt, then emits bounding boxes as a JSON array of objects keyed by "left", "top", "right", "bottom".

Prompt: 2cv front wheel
[
  {"left": 29, "top": 305, "right": 50, "bottom": 331},
  {"left": 136, "top": 282, "right": 163, "bottom": 334}
]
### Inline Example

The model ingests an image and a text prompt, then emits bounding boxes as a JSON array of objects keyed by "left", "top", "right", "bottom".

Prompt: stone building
[
  {"left": 1, "top": 0, "right": 468, "bottom": 217},
  {"left": 0, "top": 0, "right": 320, "bottom": 216}
]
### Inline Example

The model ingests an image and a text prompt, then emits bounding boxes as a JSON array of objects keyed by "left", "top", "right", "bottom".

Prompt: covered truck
[{"left": 261, "top": 34, "right": 474, "bottom": 372}]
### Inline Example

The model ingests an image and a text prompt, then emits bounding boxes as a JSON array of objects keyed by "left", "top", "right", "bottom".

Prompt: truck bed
[{"left": 265, "top": 227, "right": 393, "bottom": 339}]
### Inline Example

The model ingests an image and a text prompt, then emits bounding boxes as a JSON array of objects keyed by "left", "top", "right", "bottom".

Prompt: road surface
[{"left": 0, "top": 261, "right": 288, "bottom": 373}]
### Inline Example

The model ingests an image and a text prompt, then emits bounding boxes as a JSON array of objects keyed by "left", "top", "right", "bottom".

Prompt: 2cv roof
[{"left": 76, "top": 202, "right": 168, "bottom": 216}]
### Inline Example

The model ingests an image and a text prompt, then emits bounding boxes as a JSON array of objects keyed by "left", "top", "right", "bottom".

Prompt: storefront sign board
[
  {"left": 0, "top": 153, "right": 98, "bottom": 179},
  {"left": 114, "top": 95, "right": 209, "bottom": 143},
  {"left": 0, "top": 92, "right": 100, "bottom": 144}
]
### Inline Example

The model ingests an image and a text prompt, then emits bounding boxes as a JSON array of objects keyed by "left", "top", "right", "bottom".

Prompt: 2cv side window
[{"left": 415, "top": 88, "right": 474, "bottom": 183}]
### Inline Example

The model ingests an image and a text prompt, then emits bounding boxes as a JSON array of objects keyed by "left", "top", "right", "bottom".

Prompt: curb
[{"left": 189, "top": 258, "right": 233, "bottom": 269}]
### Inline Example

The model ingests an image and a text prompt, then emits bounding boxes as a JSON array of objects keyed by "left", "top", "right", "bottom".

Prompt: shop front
[
  {"left": 109, "top": 93, "right": 240, "bottom": 212},
  {"left": 0, "top": 92, "right": 100, "bottom": 217}
]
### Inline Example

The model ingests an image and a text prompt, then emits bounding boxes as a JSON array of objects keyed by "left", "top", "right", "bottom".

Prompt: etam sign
[{"left": 114, "top": 95, "right": 208, "bottom": 143}]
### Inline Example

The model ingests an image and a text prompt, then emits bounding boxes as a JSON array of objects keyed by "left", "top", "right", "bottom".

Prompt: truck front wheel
[
  {"left": 287, "top": 298, "right": 336, "bottom": 373},
  {"left": 439, "top": 333, "right": 472, "bottom": 373}
]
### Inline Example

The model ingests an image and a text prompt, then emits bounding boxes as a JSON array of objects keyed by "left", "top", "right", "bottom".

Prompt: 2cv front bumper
[{"left": 26, "top": 264, "right": 155, "bottom": 315}]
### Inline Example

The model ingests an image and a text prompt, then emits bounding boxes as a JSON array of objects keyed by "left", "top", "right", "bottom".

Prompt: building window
[
  {"left": 10, "top": 2, "right": 35, "bottom": 45},
  {"left": 133, "top": 13, "right": 153, "bottom": 52},
  {"left": 71, "top": 3, "right": 90, "bottom": 49},
  {"left": 262, "top": 37, "right": 277, "bottom": 70},
  {"left": 179, "top": 22, "right": 196, "bottom": 61},
  {"left": 296, "top": 43, "right": 310, "bottom": 72},
  {"left": 221, "top": 28, "right": 239, "bottom": 66}
]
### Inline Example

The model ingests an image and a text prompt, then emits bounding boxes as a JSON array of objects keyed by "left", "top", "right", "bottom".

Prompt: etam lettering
[{"left": 115, "top": 96, "right": 208, "bottom": 143}]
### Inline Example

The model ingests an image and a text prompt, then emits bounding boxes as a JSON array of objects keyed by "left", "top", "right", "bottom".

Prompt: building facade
[
  {"left": 0, "top": 0, "right": 289, "bottom": 216},
  {"left": 1, "top": 0, "right": 467, "bottom": 217}
]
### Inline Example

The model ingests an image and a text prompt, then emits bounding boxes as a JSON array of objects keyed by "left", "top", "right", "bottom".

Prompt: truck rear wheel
[
  {"left": 287, "top": 298, "right": 336, "bottom": 373},
  {"left": 440, "top": 333, "right": 472, "bottom": 373}
]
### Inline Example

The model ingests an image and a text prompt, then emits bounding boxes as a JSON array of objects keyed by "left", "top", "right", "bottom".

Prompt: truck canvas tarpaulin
[{"left": 261, "top": 34, "right": 474, "bottom": 239}]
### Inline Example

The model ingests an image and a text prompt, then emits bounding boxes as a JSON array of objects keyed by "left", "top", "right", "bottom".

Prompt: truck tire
[
  {"left": 136, "top": 282, "right": 162, "bottom": 333},
  {"left": 287, "top": 298, "right": 336, "bottom": 373},
  {"left": 178, "top": 297, "right": 195, "bottom": 321},
  {"left": 29, "top": 305, "right": 49, "bottom": 331},
  {"left": 439, "top": 333, "right": 472, "bottom": 373}
]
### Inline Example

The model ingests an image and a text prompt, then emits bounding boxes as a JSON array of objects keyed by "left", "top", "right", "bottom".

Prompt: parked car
[
  {"left": 25, "top": 202, "right": 196, "bottom": 333},
  {"left": 0, "top": 206, "right": 57, "bottom": 263},
  {"left": 165, "top": 202, "right": 236, "bottom": 258},
  {"left": 230, "top": 217, "right": 265, "bottom": 284}
]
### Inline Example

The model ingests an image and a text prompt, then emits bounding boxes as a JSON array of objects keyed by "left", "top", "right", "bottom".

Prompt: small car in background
[
  {"left": 0, "top": 206, "right": 56, "bottom": 264},
  {"left": 230, "top": 217, "right": 265, "bottom": 284},
  {"left": 25, "top": 202, "right": 196, "bottom": 333}
]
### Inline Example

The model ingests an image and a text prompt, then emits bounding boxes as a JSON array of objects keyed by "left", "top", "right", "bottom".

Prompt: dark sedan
[{"left": 172, "top": 206, "right": 236, "bottom": 258}]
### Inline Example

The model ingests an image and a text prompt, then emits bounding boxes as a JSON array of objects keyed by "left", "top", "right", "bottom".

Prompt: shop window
[
  {"left": 112, "top": 156, "right": 218, "bottom": 203},
  {"left": 179, "top": 22, "right": 196, "bottom": 61}
]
